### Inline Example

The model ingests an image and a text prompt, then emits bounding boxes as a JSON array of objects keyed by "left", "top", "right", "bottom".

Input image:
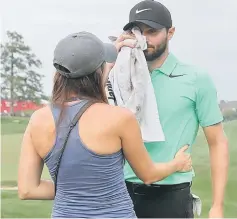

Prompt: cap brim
[
  {"left": 108, "top": 36, "right": 118, "bottom": 42},
  {"left": 103, "top": 43, "right": 117, "bottom": 63},
  {"left": 123, "top": 20, "right": 165, "bottom": 31}
]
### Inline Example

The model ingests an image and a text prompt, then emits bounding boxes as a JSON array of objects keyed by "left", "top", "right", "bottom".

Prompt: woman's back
[{"left": 33, "top": 100, "right": 136, "bottom": 218}]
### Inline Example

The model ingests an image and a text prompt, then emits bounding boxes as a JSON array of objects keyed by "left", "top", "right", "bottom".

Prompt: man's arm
[
  {"left": 203, "top": 123, "right": 229, "bottom": 217},
  {"left": 195, "top": 70, "right": 229, "bottom": 217}
]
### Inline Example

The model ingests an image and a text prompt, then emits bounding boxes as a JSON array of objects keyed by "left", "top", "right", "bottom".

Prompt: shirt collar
[{"left": 153, "top": 53, "right": 179, "bottom": 76}]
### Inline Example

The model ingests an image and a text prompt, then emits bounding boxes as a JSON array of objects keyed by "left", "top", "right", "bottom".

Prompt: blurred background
[{"left": 1, "top": 0, "right": 237, "bottom": 218}]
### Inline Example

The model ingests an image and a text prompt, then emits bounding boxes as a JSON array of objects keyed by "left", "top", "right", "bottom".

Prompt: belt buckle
[
  {"left": 132, "top": 183, "right": 145, "bottom": 195},
  {"left": 152, "top": 184, "right": 161, "bottom": 188},
  {"left": 132, "top": 183, "right": 154, "bottom": 195}
]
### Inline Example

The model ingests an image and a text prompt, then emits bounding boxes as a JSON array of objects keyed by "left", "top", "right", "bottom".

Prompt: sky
[{"left": 1, "top": 0, "right": 237, "bottom": 101}]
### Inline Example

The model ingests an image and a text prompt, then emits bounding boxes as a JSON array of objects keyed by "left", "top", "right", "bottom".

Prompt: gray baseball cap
[{"left": 53, "top": 31, "right": 118, "bottom": 78}]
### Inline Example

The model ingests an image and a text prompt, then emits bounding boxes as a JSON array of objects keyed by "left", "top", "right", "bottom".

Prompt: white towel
[
  {"left": 192, "top": 193, "right": 202, "bottom": 216},
  {"left": 105, "top": 27, "right": 165, "bottom": 142}
]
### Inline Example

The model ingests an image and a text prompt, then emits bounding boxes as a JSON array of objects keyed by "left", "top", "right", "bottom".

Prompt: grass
[
  {"left": 1, "top": 117, "right": 30, "bottom": 135},
  {"left": 1, "top": 191, "right": 52, "bottom": 218},
  {"left": 1, "top": 117, "right": 237, "bottom": 218}
]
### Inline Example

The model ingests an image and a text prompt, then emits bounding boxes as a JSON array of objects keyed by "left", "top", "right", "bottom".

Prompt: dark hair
[{"left": 51, "top": 63, "right": 108, "bottom": 125}]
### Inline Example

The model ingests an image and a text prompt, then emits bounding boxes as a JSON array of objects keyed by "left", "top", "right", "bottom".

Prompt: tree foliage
[{"left": 1, "top": 31, "right": 48, "bottom": 114}]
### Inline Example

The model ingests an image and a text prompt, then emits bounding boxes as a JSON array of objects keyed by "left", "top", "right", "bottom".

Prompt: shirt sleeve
[{"left": 195, "top": 71, "right": 223, "bottom": 127}]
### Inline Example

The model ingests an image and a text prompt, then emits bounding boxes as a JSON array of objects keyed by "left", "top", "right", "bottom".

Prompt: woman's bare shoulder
[
  {"left": 95, "top": 103, "right": 135, "bottom": 118},
  {"left": 92, "top": 103, "right": 136, "bottom": 128},
  {"left": 29, "top": 105, "right": 54, "bottom": 128}
]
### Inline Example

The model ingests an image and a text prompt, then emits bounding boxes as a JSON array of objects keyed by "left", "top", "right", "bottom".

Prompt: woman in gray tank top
[{"left": 18, "top": 31, "right": 192, "bottom": 218}]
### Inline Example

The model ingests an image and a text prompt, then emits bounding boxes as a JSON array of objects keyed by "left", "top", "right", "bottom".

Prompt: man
[{"left": 114, "top": 0, "right": 229, "bottom": 218}]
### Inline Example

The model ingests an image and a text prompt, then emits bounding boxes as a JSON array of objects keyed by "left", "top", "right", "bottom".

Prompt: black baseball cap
[
  {"left": 53, "top": 32, "right": 117, "bottom": 78},
  {"left": 123, "top": 0, "right": 172, "bottom": 31}
]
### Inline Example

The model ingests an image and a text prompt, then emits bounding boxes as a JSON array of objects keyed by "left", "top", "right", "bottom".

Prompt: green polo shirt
[{"left": 124, "top": 53, "right": 223, "bottom": 185}]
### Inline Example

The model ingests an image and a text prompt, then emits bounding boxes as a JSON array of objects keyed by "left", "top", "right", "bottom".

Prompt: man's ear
[{"left": 168, "top": 27, "right": 175, "bottom": 40}]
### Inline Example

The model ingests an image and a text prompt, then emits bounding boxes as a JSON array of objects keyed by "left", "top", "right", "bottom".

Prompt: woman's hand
[{"left": 173, "top": 145, "right": 192, "bottom": 172}]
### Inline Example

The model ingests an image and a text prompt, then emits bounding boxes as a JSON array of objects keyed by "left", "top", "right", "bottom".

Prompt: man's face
[{"left": 136, "top": 23, "right": 169, "bottom": 61}]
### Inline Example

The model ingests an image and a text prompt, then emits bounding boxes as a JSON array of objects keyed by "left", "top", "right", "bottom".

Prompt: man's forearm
[{"left": 209, "top": 141, "right": 229, "bottom": 206}]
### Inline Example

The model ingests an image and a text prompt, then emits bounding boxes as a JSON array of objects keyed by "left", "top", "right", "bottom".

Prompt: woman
[{"left": 18, "top": 31, "right": 192, "bottom": 218}]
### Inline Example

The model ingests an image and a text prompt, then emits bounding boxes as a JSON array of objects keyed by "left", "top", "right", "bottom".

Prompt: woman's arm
[
  {"left": 18, "top": 115, "right": 55, "bottom": 200},
  {"left": 119, "top": 109, "right": 191, "bottom": 185}
]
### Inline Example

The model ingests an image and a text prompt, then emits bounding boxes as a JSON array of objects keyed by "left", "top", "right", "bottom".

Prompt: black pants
[{"left": 126, "top": 181, "right": 194, "bottom": 218}]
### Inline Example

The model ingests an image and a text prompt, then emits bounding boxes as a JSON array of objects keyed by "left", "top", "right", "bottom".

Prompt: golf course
[{"left": 1, "top": 116, "right": 237, "bottom": 218}]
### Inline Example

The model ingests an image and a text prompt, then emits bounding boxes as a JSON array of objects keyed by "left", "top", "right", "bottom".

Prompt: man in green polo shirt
[{"left": 115, "top": 0, "right": 229, "bottom": 218}]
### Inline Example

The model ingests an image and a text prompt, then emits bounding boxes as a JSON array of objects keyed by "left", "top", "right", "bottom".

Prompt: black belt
[{"left": 126, "top": 181, "right": 191, "bottom": 195}]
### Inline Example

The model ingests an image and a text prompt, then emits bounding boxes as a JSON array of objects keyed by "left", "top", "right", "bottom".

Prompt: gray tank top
[{"left": 43, "top": 100, "right": 136, "bottom": 218}]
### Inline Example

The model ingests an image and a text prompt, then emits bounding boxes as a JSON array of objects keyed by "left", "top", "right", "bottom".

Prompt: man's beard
[{"left": 144, "top": 40, "right": 167, "bottom": 61}]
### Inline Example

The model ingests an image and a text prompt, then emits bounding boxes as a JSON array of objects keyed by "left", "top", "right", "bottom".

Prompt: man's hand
[
  {"left": 113, "top": 33, "right": 136, "bottom": 52},
  {"left": 102, "top": 33, "right": 136, "bottom": 84},
  {"left": 209, "top": 205, "right": 223, "bottom": 218}
]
